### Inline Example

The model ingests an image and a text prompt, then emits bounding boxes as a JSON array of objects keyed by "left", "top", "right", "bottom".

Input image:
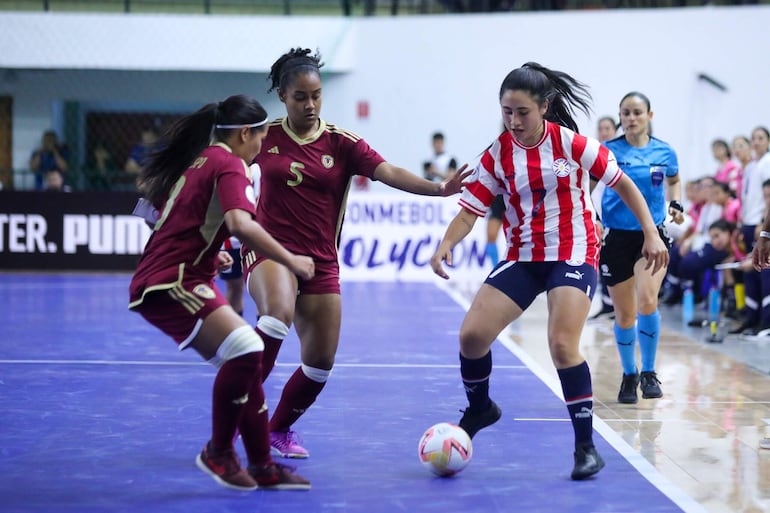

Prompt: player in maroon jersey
[
  {"left": 430, "top": 63, "right": 669, "bottom": 480},
  {"left": 128, "top": 94, "right": 314, "bottom": 491},
  {"left": 239, "top": 48, "right": 471, "bottom": 459}
]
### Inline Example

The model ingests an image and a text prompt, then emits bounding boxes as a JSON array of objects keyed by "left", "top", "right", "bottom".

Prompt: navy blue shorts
[{"left": 484, "top": 260, "right": 597, "bottom": 311}]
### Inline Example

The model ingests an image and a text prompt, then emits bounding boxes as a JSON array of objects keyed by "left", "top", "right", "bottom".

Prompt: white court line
[
  {"left": 436, "top": 280, "right": 709, "bottom": 513},
  {"left": 0, "top": 359, "right": 525, "bottom": 370},
  {"left": 514, "top": 418, "right": 713, "bottom": 424}
]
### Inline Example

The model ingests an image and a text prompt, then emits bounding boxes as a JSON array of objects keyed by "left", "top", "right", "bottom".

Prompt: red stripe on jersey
[
  {"left": 460, "top": 181, "right": 491, "bottom": 216},
  {"left": 474, "top": 152, "right": 498, "bottom": 207},
  {"left": 499, "top": 135, "right": 523, "bottom": 262},
  {"left": 525, "top": 146, "right": 546, "bottom": 261},
  {"left": 550, "top": 129, "right": 573, "bottom": 261},
  {"left": 571, "top": 133, "right": 587, "bottom": 164}
]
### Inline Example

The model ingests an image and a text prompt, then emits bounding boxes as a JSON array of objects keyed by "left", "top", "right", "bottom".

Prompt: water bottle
[
  {"left": 708, "top": 287, "right": 720, "bottom": 324},
  {"left": 682, "top": 287, "right": 694, "bottom": 325},
  {"left": 708, "top": 285, "right": 724, "bottom": 343}
]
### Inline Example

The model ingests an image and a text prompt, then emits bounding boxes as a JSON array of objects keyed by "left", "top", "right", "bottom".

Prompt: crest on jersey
[
  {"left": 192, "top": 284, "right": 216, "bottom": 300},
  {"left": 321, "top": 155, "right": 335, "bottom": 169},
  {"left": 552, "top": 158, "right": 571, "bottom": 177}
]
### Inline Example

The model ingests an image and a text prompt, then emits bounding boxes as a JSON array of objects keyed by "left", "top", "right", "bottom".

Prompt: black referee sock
[{"left": 460, "top": 351, "right": 492, "bottom": 412}]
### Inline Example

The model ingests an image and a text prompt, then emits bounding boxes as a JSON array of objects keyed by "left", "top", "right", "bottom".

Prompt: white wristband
[{"left": 760, "top": 231, "right": 770, "bottom": 240}]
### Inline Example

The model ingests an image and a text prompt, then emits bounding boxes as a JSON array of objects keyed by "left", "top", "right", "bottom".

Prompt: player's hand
[
  {"left": 438, "top": 164, "right": 473, "bottom": 196},
  {"left": 430, "top": 247, "right": 453, "bottom": 280},
  {"left": 752, "top": 238, "right": 770, "bottom": 271},
  {"left": 641, "top": 234, "right": 669, "bottom": 275},
  {"left": 289, "top": 255, "right": 315, "bottom": 281},
  {"left": 216, "top": 250, "right": 234, "bottom": 272}
]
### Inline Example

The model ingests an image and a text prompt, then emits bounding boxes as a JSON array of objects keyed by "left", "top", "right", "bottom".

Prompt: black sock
[
  {"left": 459, "top": 351, "right": 492, "bottom": 412},
  {"left": 557, "top": 361, "right": 594, "bottom": 449}
]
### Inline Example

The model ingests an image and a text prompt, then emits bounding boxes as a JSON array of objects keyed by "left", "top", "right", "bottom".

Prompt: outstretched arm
[
  {"left": 373, "top": 162, "right": 472, "bottom": 197},
  {"left": 430, "top": 208, "right": 479, "bottom": 279}
]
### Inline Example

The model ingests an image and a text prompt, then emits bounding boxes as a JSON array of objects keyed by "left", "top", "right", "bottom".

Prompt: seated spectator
[
  {"left": 85, "top": 140, "right": 115, "bottom": 191},
  {"left": 44, "top": 169, "right": 71, "bottom": 192},
  {"left": 125, "top": 128, "right": 157, "bottom": 174},
  {"left": 712, "top": 138, "right": 741, "bottom": 196},
  {"left": 29, "top": 130, "right": 70, "bottom": 191},
  {"left": 663, "top": 219, "right": 736, "bottom": 306}
]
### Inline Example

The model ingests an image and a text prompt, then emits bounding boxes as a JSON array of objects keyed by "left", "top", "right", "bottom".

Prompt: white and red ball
[{"left": 418, "top": 422, "right": 473, "bottom": 477}]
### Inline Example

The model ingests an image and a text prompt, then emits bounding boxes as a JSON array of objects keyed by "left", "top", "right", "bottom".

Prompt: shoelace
[
  {"left": 642, "top": 373, "right": 661, "bottom": 385},
  {"left": 284, "top": 430, "right": 303, "bottom": 445}
]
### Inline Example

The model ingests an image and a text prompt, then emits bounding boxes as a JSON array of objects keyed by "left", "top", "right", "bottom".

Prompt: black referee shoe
[{"left": 571, "top": 445, "right": 605, "bottom": 480}]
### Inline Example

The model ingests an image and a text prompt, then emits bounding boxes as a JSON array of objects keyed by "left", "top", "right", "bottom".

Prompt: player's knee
[
  {"left": 207, "top": 325, "right": 264, "bottom": 368},
  {"left": 256, "top": 315, "right": 290, "bottom": 339},
  {"left": 458, "top": 326, "right": 487, "bottom": 355},
  {"left": 301, "top": 364, "right": 332, "bottom": 383}
]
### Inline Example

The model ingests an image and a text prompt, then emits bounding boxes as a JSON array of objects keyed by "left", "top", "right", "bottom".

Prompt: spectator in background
[
  {"left": 44, "top": 168, "right": 71, "bottom": 192},
  {"left": 731, "top": 135, "right": 752, "bottom": 201},
  {"left": 85, "top": 140, "right": 115, "bottom": 191},
  {"left": 29, "top": 130, "right": 70, "bottom": 191},
  {"left": 423, "top": 132, "right": 457, "bottom": 183},
  {"left": 732, "top": 126, "right": 770, "bottom": 335},
  {"left": 125, "top": 128, "right": 158, "bottom": 177},
  {"left": 663, "top": 182, "right": 738, "bottom": 306},
  {"left": 712, "top": 138, "right": 740, "bottom": 195}
]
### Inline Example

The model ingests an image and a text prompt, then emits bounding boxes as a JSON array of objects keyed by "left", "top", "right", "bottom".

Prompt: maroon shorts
[
  {"left": 130, "top": 281, "right": 229, "bottom": 348},
  {"left": 243, "top": 250, "right": 341, "bottom": 295}
]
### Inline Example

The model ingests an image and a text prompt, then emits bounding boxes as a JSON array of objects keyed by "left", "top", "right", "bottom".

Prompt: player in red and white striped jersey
[{"left": 430, "top": 63, "right": 669, "bottom": 481}]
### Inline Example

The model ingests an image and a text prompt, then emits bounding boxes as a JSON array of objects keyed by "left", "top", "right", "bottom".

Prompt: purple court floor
[{"left": 0, "top": 274, "right": 705, "bottom": 513}]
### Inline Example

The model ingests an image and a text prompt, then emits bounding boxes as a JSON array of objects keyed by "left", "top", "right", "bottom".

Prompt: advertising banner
[
  {"left": 339, "top": 192, "right": 495, "bottom": 283},
  {"left": 0, "top": 191, "right": 500, "bottom": 281},
  {"left": 0, "top": 191, "right": 149, "bottom": 271}
]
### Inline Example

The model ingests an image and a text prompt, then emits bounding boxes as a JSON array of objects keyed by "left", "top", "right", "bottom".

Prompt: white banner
[{"left": 339, "top": 192, "right": 501, "bottom": 283}]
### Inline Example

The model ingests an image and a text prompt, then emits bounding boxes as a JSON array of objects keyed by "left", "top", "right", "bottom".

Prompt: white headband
[{"left": 215, "top": 119, "right": 268, "bottom": 129}]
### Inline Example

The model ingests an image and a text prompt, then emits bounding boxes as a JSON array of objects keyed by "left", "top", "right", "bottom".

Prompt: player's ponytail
[
  {"left": 499, "top": 62, "right": 592, "bottom": 134},
  {"left": 141, "top": 95, "right": 268, "bottom": 207}
]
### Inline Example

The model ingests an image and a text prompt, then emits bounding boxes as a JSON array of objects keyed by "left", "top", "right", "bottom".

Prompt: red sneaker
[
  {"left": 195, "top": 442, "right": 258, "bottom": 491},
  {"left": 248, "top": 462, "right": 311, "bottom": 490}
]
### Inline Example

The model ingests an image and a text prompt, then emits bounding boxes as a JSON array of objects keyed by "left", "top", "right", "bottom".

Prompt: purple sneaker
[{"left": 270, "top": 430, "right": 309, "bottom": 459}]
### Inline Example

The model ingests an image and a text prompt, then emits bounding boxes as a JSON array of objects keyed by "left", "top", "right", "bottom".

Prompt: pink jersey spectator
[
  {"left": 129, "top": 143, "right": 257, "bottom": 305},
  {"left": 722, "top": 197, "right": 741, "bottom": 224},
  {"left": 714, "top": 159, "right": 741, "bottom": 194},
  {"left": 459, "top": 121, "right": 623, "bottom": 268},
  {"left": 249, "top": 118, "right": 385, "bottom": 264}
]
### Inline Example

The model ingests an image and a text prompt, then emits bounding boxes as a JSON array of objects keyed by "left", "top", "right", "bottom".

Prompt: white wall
[{"left": 1, "top": 7, "right": 768, "bottom": 187}]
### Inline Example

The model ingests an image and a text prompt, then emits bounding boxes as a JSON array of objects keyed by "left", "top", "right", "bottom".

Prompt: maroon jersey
[
  {"left": 129, "top": 143, "right": 257, "bottom": 306},
  {"left": 250, "top": 118, "right": 385, "bottom": 263}
]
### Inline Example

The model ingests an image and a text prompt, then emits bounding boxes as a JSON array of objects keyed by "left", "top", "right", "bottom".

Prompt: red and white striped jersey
[{"left": 459, "top": 121, "right": 623, "bottom": 267}]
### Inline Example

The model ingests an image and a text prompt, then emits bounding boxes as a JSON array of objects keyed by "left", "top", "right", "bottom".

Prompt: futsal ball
[{"left": 418, "top": 422, "right": 473, "bottom": 477}]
